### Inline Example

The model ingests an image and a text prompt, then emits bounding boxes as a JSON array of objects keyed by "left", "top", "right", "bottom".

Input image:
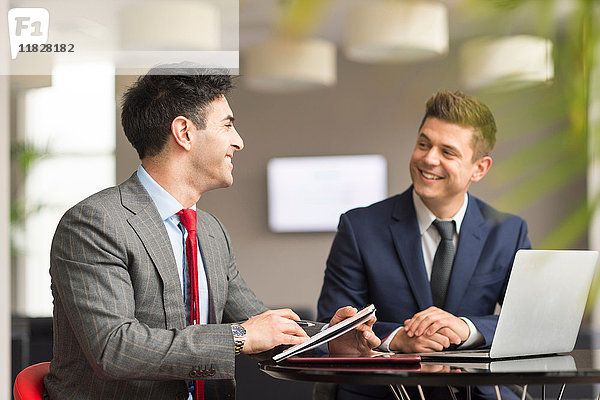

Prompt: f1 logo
[{"left": 7, "top": 8, "right": 49, "bottom": 59}]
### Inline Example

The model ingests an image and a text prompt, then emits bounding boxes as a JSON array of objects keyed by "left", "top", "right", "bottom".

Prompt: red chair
[{"left": 13, "top": 362, "right": 50, "bottom": 400}]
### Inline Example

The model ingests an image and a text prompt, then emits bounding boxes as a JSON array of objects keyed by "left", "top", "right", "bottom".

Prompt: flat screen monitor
[{"left": 267, "top": 155, "right": 387, "bottom": 232}]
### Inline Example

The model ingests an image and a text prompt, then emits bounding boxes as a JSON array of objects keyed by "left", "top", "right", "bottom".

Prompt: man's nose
[
  {"left": 232, "top": 128, "right": 244, "bottom": 151},
  {"left": 423, "top": 148, "right": 440, "bottom": 164}
]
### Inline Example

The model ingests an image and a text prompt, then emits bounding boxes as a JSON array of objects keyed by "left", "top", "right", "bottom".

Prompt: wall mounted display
[{"left": 267, "top": 155, "right": 387, "bottom": 232}]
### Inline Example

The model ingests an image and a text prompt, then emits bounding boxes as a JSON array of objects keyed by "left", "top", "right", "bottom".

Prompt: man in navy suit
[{"left": 316, "top": 90, "right": 531, "bottom": 400}]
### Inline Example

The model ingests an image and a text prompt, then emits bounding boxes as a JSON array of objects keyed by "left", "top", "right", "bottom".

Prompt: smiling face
[
  {"left": 189, "top": 95, "right": 243, "bottom": 192},
  {"left": 409, "top": 117, "right": 491, "bottom": 218}
]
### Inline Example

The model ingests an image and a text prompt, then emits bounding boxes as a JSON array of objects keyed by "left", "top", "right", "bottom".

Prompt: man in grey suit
[{"left": 44, "top": 65, "right": 380, "bottom": 400}]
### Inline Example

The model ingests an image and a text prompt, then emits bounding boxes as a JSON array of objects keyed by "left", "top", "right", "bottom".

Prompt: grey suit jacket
[{"left": 45, "top": 173, "right": 269, "bottom": 400}]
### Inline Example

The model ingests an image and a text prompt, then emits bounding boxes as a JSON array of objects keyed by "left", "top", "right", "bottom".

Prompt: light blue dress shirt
[{"left": 137, "top": 165, "right": 209, "bottom": 325}]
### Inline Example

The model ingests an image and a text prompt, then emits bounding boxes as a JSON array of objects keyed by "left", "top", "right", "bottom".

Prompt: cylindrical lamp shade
[
  {"left": 345, "top": 0, "right": 448, "bottom": 63},
  {"left": 460, "top": 35, "right": 554, "bottom": 91},
  {"left": 244, "top": 38, "right": 336, "bottom": 92},
  {"left": 119, "top": 1, "right": 220, "bottom": 50}
]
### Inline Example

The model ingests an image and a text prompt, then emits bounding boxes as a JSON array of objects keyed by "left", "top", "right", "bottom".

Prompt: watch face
[{"left": 232, "top": 325, "right": 246, "bottom": 337}]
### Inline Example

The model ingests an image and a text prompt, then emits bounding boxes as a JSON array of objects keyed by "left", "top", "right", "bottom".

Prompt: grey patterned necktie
[{"left": 430, "top": 220, "right": 456, "bottom": 307}]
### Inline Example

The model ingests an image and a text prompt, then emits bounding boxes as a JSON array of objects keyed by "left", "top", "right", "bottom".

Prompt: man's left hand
[
  {"left": 403, "top": 306, "right": 469, "bottom": 343},
  {"left": 328, "top": 306, "right": 381, "bottom": 356}
]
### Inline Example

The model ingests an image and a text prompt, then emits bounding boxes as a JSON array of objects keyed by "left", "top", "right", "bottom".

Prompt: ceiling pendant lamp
[
  {"left": 460, "top": 35, "right": 554, "bottom": 91},
  {"left": 345, "top": 0, "right": 449, "bottom": 63},
  {"left": 244, "top": 37, "right": 336, "bottom": 92}
]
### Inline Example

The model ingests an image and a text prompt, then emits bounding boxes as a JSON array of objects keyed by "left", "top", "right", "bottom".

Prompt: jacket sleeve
[
  {"left": 50, "top": 201, "right": 238, "bottom": 382},
  {"left": 317, "top": 214, "right": 372, "bottom": 325}
]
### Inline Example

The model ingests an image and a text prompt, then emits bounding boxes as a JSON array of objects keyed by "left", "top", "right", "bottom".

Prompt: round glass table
[{"left": 259, "top": 350, "right": 600, "bottom": 400}]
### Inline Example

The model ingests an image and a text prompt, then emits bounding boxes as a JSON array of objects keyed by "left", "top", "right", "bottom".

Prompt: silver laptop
[{"left": 421, "top": 249, "right": 598, "bottom": 360}]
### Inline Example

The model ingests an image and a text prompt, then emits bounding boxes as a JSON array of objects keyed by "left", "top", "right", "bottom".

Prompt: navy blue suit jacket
[{"left": 317, "top": 187, "right": 531, "bottom": 347}]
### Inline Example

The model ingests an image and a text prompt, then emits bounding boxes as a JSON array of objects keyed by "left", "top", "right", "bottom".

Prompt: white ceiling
[
  {"left": 6, "top": 0, "right": 576, "bottom": 66},
  {"left": 238, "top": 0, "right": 575, "bottom": 49}
]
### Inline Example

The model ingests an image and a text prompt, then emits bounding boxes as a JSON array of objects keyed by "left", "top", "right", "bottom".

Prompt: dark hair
[
  {"left": 418, "top": 90, "right": 497, "bottom": 160},
  {"left": 121, "top": 63, "right": 234, "bottom": 159}
]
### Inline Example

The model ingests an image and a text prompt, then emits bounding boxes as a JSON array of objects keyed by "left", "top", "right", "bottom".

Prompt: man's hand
[
  {"left": 403, "top": 307, "right": 469, "bottom": 343},
  {"left": 241, "top": 309, "right": 309, "bottom": 354},
  {"left": 328, "top": 306, "right": 381, "bottom": 356},
  {"left": 389, "top": 326, "right": 458, "bottom": 353}
]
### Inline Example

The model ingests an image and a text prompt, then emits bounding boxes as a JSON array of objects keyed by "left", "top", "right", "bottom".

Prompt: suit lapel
[
  {"left": 196, "top": 215, "right": 219, "bottom": 324},
  {"left": 444, "top": 194, "right": 488, "bottom": 313},
  {"left": 389, "top": 189, "right": 433, "bottom": 310},
  {"left": 120, "top": 173, "right": 186, "bottom": 329}
]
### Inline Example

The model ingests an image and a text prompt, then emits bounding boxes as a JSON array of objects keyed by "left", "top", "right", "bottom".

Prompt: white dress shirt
[{"left": 380, "top": 191, "right": 483, "bottom": 351}]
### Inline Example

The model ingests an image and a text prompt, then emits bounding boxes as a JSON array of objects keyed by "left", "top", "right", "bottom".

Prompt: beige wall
[
  {"left": 114, "top": 53, "right": 586, "bottom": 316},
  {"left": 115, "top": 75, "right": 139, "bottom": 183}
]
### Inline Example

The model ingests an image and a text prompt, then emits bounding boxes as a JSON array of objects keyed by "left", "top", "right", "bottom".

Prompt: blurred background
[{"left": 1, "top": 0, "right": 600, "bottom": 398}]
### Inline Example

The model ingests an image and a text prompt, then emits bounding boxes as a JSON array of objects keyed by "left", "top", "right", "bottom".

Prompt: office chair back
[{"left": 14, "top": 362, "right": 50, "bottom": 400}]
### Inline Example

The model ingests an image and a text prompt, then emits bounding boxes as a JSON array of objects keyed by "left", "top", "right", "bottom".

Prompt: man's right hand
[
  {"left": 389, "top": 326, "right": 460, "bottom": 353},
  {"left": 240, "top": 309, "right": 309, "bottom": 354}
]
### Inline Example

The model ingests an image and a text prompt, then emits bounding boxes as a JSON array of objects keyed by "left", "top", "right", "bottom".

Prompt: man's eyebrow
[
  {"left": 442, "top": 143, "right": 460, "bottom": 153},
  {"left": 222, "top": 115, "right": 234, "bottom": 122},
  {"left": 418, "top": 133, "right": 462, "bottom": 156}
]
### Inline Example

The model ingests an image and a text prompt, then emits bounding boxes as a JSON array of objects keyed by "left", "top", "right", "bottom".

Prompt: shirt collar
[
  {"left": 412, "top": 190, "right": 468, "bottom": 235},
  {"left": 136, "top": 165, "right": 195, "bottom": 221}
]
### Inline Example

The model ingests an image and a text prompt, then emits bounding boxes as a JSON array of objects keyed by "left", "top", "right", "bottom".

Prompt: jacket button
[
  {"left": 208, "top": 368, "right": 216, "bottom": 376},
  {"left": 189, "top": 370, "right": 198, "bottom": 378}
]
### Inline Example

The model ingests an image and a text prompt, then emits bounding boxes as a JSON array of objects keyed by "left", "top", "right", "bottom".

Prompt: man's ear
[
  {"left": 471, "top": 156, "right": 492, "bottom": 183},
  {"left": 171, "top": 116, "right": 193, "bottom": 151}
]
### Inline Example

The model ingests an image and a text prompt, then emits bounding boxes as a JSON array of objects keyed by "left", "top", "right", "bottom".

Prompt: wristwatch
[{"left": 231, "top": 324, "right": 246, "bottom": 355}]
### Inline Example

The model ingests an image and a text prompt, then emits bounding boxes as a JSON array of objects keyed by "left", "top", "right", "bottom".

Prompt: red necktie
[{"left": 177, "top": 208, "right": 204, "bottom": 400}]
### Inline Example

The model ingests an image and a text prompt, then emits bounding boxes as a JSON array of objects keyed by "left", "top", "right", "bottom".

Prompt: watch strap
[{"left": 231, "top": 324, "right": 246, "bottom": 355}]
